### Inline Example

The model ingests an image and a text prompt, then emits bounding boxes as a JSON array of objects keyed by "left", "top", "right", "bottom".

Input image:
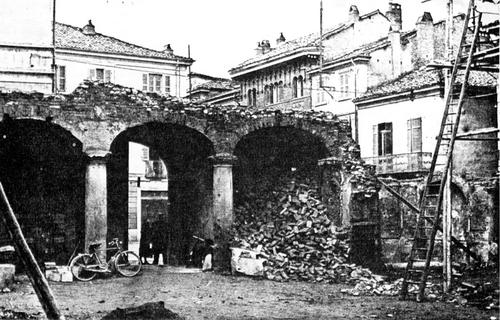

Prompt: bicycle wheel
[
  {"left": 115, "top": 251, "right": 142, "bottom": 277},
  {"left": 70, "top": 254, "right": 97, "bottom": 281}
]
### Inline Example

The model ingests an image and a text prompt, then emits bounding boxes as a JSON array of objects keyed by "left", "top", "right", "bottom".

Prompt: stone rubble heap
[
  {"left": 67, "top": 80, "right": 349, "bottom": 125},
  {"left": 232, "top": 170, "right": 395, "bottom": 294}
]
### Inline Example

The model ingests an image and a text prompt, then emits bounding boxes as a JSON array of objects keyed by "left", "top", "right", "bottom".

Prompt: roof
[
  {"left": 55, "top": 22, "right": 192, "bottom": 63},
  {"left": 229, "top": 10, "right": 385, "bottom": 75},
  {"left": 189, "top": 72, "right": 229, "bottom": 82},
  {"left": 309, "top": 30, "right": 416, "bottom": 72},
  {"left": 354, "top": 68, "right": 497, "bottom": 103},
  {"left": 191, "top": 79, "right": 235, "bottom": 92}
]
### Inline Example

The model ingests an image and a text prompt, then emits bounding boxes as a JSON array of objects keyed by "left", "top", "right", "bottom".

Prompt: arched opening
[
  {"left": 251, "top": 88, "right": 257, "bottom": 107},
  {"left": 292, "top": 77, "right": 298, "bottom": 98},
  {"left": 233, "top": 126, "right": 330, "bottom": 230},
  {"left": 298, "top": 76, "right": 304, "bottom": 97},
  {"left": 247, "top": 89, "right": 253, "bottom": 106},
  {"left": 108, "top": 122, "right": 214, "bottom": 266},
  {"left": 269, "top": 84, "right": 274, "bottom": 104},
  {"left": 0, "top": 119, "right": 86, "bottom": 265}
]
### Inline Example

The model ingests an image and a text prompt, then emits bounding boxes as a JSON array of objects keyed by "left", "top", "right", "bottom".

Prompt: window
[
  {"left": 269, "top": 84, "right": 274, "bottom": 104},
  {"left": 373, "top": 122, "right": 393, "bottom": 156},
  {"left": 315, "top": 76, "right": 325, "bottom": 105},
  {"left": 105, "top": 70, "right": 112, "bottom": 83},
  {"left": 89, "top": 68, "right": 111, "bottom": 82},
  {"left": 407, "top": 118, "right": 422, "bottom": 152},
  {"left": 143, "top": 73, "right": 163, "bottom": 93},
  {"left": 247, "top": 88, "right": 257, "bottom": 107},
  {"left": 339, "top": 73, "right": 350, "bottom": 98},
  {"left": 143, "top": 74, "right": 148, "bottom": 91},
  {"left": 165, "top": 76, "right": 170, "bottom": 95},
  {"left": 247, "top": 89, "right": 253, "bottom": 106},
  {"left": 57, "top": 66, "right": 66, "bottom": 92},
  {"left": 96, "top": 68, "right": 104, "bottom": 81},
  {"left": 278, "top": 81, "right": 284, "bottom": 102},
  {"left": 292, "top": 77, "right": 298, "bottom": 98},
  {"left": 297, "top": 76, "right": 304, "bottom": 97}
]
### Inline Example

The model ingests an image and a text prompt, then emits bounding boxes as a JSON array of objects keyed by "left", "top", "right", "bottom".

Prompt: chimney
[
  {"left": 163, "top": 44, "right": 174, "bottom": 55},
  {"left": 255, "top": 42, "right": 263, "bottom": 55},
  {"left": 261, "top": 40, "right": 271, "bottom": 54},
  {"left": 414, "top": 12, "right": 435, "bottom": 68},
  {"left": 348, "top": 5, "right": 360, "bottom": 23},
  {"left": 276, "top": 32, "right": 286, "bottom": 46},
  {"left": 386, "top": 3, "right": 402, "bottom": 32},
  {"left": 82, "top": 20, "right": 96, "bottom": 35},
  {"left": 389, "top": 27, "right": 402, "bottom": 78}
]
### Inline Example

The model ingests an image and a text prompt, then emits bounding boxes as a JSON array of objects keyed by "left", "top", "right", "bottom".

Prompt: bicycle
[{"left": 69, "top": 238, "right": 142, "bottom": 281}]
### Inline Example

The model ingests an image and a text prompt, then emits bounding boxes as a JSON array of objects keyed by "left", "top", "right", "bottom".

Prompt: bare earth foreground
[{"left": 0, "top": 266, "right": 497, "bottom": 320}]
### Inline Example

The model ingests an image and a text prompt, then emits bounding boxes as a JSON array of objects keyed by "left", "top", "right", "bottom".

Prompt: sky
[{"left": 54, "top": 0, "right": 495, "bottom": 78}]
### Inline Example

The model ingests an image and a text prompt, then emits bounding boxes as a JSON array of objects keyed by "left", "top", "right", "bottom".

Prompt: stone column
[
  {"left": 210, "top": 153, "right": 237, "bottom": 271},
  {"left": 85, "top": 151, "right": 109, "bottom": 261}
]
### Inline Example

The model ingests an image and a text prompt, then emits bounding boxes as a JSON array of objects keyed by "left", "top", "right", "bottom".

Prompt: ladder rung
[{"left": 408, "top": 269, "right": 424, "bottom": 273}]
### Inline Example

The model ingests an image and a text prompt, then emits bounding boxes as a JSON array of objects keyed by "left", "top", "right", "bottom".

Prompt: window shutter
[
  {"left": 407, "top": 119, "right": 411, "bottom": 153},
  {"left": 105, "top": 70, "right": 112, "bottom": 83},
  {"left": 142, "top": 74, "right": 148, "bottom": 91},
  {"left": 373, "top": 125, "right": 378, "bottom": 156},
  {"left": 89, "top": 69, "right": 95, "bottom": 80},
  {"left": 385, "top": 123, "right": 393, "bottom": 155},
  {"left": 414, "top": 118, "right": 422, "bottom": 152},
  {"left": 408, "top": 118, "right": 422, "bottom": 152},
  {"left": 165, "top": 76, "right": 170, "bottom": 94}
]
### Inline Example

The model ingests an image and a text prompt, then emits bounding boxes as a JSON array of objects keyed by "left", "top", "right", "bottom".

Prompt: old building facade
[
  {"left": 354, "top": 69, "right": 498, "bottom": 263},
  {"left": 0, "top": 20, "right": 193, "bottom": 97}
]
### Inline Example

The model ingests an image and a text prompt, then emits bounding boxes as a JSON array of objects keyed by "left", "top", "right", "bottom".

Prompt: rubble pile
[
  {"left": 232, "top": 170, "right": 385, "bottom": 289},
  {"left": 67, "top": 81, "right": 350, "bottom": 125}
]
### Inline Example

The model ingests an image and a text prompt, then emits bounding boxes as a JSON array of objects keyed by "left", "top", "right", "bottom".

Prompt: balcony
[
  {"left": 266, "top": 96, "right": 312, "bottom": 110},
  {"left": 363, "top": 152, "right": 432, "bottom": 175}
]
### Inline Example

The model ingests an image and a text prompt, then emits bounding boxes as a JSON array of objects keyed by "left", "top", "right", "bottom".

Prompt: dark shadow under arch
[{"left": 0, "top": 119, "right": 86, "bottom": 265}]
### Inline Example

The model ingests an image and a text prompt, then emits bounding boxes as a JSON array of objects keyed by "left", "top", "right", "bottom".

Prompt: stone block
[{"left": 0, "top": 264, "right": 15, "bottom": 289}]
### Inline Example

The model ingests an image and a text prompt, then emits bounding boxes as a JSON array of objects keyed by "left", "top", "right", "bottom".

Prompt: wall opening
[
  {"left": 233, "top": 126, "right": 330, "bottom": 227},
  {"left": 0, "top": 119, "right": 85, "bottom": 265},
  {"left": 109, "top": 122, "right": 214, "bottom": 266}
]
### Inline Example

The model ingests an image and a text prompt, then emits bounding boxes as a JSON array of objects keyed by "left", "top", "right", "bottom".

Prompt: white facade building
[{"left": 0, "top": 19, "right": 193, "bottom": 97}]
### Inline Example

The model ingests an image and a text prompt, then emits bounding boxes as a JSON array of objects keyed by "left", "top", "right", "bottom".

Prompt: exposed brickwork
[{"left": 0, "top": 81, "right": 354, "bottom": 157}]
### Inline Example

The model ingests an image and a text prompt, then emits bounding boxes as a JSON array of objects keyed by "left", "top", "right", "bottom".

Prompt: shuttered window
[
  {"left": 57, "top": 66, "right": 66, "bottom": 92},
  {"left": 105, "top": 70, "right": 112, "bottom": 83},
  {"left": 142, "top": 74, "right": 148, "bottom": 91},
  {"left": 407, "top": 118, "right": 422, "bottom": 152},
  {"left": 164, "top": 76, "right": 170, "bottom": 94},
  {"left": 372, "top": 125, "right": 378, "bottom": 156},
  {"left": 96, "top": 68, "right": 104, "bottom": 81}
]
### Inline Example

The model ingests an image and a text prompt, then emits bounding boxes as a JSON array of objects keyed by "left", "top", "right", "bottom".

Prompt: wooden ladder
[{"left": 400, "top": 0, "right": 482, "bottom": 302}]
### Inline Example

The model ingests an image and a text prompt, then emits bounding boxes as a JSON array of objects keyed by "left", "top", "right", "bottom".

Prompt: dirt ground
[{"left": 0, "top": 266, "right": 498, "bottom": 320}]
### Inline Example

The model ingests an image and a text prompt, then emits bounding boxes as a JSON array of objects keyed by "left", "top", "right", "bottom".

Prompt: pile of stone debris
[
  {"left": 232, "top": 170, "right": 396, "bottom": 295},
  {"left": 67, "top": 80, "right": 350, "bottom": 125}
]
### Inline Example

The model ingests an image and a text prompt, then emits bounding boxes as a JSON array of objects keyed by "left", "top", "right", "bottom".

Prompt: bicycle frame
[{"left": 85, "top": 241, "right": 123, "bottom": 272}]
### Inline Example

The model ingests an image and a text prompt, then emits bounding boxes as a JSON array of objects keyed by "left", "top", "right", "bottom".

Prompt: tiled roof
[
  {"left": 229, "top": 10, "right": 385, "bottom": 74},
  {"left": 55, "top": 22, "right": 192, "bottom": 62},
  {"left": 354, "top": 68, "right": 497, "bottom": 102},
  {"left": 192, "top": 79, "right": 235, "bottom": 92}
]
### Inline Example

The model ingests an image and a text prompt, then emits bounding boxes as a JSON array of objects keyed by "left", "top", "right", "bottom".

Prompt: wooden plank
[
  {"left": 0, "top": 182, "right": 64, "bottom": 320},
  {"left": 455, "top": 127, "right": 499, "bottom": 138}
]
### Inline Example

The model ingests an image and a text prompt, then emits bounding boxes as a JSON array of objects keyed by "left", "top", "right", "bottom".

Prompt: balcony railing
[
  {"left": 266, "top": 96, "right": 312, "bottom": 110},
  {"left": 363, "top": 152, "right": 432, "bottom": 175}
]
